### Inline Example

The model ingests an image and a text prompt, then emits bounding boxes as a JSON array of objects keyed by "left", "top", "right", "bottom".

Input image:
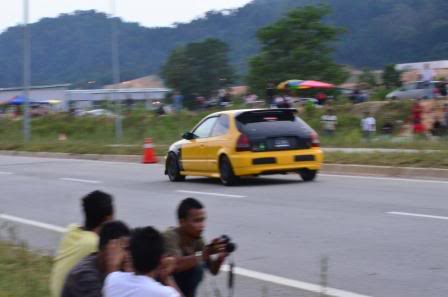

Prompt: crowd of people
[
  {"left": 319, "top": 101, "right": 448, "bottom": 140},
  {"left": 50, "top": 191, "right": 231, "bottom": 297}
]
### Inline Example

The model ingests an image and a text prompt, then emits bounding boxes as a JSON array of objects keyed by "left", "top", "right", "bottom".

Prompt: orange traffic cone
[{"left": 142, "top": 138, "right": 158, "bottom": 164}]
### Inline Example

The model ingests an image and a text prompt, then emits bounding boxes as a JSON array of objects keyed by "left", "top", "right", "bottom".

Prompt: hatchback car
[{"left": 165, "top": 109, "right": 323, "bottom": 185}]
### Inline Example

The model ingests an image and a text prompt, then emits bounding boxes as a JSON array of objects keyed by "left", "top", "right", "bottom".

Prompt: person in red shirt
[{"left": 412, "top": 100, "right": 425, "bottom": 135}]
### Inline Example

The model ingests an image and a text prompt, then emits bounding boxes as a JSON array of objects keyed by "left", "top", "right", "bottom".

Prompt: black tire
[
  {"left": 219, "top": 155, "right": 239, "bottom": 186},
  {"left": 299, "top": 169, "right": 317, "bottom": 182},
  {"left": 166, "top": 153, "right": 186, "bottom": 182}
]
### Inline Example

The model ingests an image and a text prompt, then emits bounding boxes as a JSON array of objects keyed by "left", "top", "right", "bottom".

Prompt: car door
[
  {"left": 181, "top": 117, "right": 218, "bottom": 172},
  {"left": 205, "top": 114, "right": 231, "bottom": 172}
]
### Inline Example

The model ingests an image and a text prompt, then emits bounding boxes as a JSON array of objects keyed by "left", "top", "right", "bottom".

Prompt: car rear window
[{"left": 235, "top": 110, "right": 311, "bottom": 138}]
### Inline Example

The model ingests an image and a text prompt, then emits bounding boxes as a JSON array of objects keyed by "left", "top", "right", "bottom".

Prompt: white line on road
[
  {"left": 59, "top": 177, "right": 101, "bottom": 184},
  {"left": 176, "top": 190, "right": 247, "bottom": 198},
  {"left": 321, "top": 174, "right": 448, "bottom": 185},
  {"left": 0, "top": 214, "right": 66, "bottom": 233},
  {"left": 221, "top": 265, "right": 371, "bottom": 297},
  {"left": 0, "top": 213, "right": 370, "bottom": 297},
  {"left": 387, "top": 211, "right": 448, "bottom": 221},
  {"left": 0, "top": 171, "right": 13, "bottom": 175}
]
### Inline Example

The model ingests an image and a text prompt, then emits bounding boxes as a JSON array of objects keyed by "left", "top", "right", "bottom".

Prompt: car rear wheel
[
  {"left": 219, "top": 156, "right": 239, "bottom": 186},
  {"left": 298, "top": 169, "right": 317, "bottom": 182},
  {"left": 166, "top": 153, "right": 186, "bottom": 182}
]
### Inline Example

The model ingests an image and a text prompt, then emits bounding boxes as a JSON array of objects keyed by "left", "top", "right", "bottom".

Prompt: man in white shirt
[
  {"left": 420, "top": 63, "right": 436, "bottom": 99},
  {"left": 103, "top": 227, "right": 181, "bottom": 297},
  {"left": 321, "top": 109, "right": 337, "bottom": 136},
  {"left": 361, "top": 112, "right": 376, "bottom": 141}
]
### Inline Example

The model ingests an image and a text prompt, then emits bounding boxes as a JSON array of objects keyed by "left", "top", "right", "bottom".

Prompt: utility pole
[
  {"left": 110, "top": 0, "right": 123, "bottom": 141},
  {"left": 23, "top": 0, "right": 31, "bottom": 142}
]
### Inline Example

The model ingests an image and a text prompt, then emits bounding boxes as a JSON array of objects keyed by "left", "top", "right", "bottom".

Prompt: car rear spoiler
[{"left": 236, "top": 108, "right": 298, "bottom": 122}]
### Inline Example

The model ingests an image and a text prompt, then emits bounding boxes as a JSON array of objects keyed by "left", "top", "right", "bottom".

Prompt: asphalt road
[{"left": 1, "top": 155, "right": 448, "bottom": 297}]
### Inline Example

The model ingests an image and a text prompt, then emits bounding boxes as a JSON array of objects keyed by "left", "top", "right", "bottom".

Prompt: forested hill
[{"left": 0, "top": 0, "right": 446, "bottom": 87}]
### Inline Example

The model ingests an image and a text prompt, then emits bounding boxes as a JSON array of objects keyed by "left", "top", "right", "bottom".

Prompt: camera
[{"left": 219, "top": 235, "right": 237, "bottom": 253}]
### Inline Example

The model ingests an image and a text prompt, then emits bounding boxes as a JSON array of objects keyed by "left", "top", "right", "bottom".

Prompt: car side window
[
  {"left": 211, "top": 115, "right": 230, "bottom": 137},
  {"left": 193, "top": 117, "right": 218, "bottom": 139},
  {"left": 416, "top": 82, "right": 426, "bottom": 89}
]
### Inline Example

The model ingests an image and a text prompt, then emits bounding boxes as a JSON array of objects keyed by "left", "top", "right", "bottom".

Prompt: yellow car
[{"left": 165, "top": 108, "right": 323, "bottom": 185}]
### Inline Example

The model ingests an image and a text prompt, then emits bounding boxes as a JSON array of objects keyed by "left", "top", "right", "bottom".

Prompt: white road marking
[
  {"left": 387, "top": 211, "right": 448, "bottom": 221},
  {"left": 321, "top": 174, "right": 448, "bottom": 185},
  {"left": 176, "top": 190, "right": 247, "bottom": 198},
  {"left": 0, "top": 212, "right": 370, "bottom": 297},
  {"left": 59, "top": 177, "right": 101, "bottom": 184},
  {"left": 221, "top": 265, "right": 371, "bottom": 297},
  {"left": 0, "top": 171, "right": 13, "bottom": 175},
  {"left": 0, "top": 214, "right": 66, "bottom": 233}
]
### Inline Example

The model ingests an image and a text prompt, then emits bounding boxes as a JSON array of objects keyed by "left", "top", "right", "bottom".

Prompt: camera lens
[{"left": 226, "top": 242, "right": 237, "bottom": 253}]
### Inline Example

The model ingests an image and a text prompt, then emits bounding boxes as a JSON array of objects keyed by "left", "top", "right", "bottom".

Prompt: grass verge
[
  {"left": 324, "top": 151, "right": 448, "bottom": 169},
  {"left": 0, "top": 240, "right": 51, "bottom": 297}
]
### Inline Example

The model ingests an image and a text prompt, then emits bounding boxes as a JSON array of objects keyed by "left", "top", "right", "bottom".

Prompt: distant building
[
  {"left": 66, "top": 87, "right": 171, "bottom": 111},
  {"left": 0, "top": 82, "right": 171, "bottom": 111},
  {"left": 396, "top": 60, "right": 448, "bottom": 82},
  {"left": 0, "top": 84, "right": 70, "bottom": 109}
]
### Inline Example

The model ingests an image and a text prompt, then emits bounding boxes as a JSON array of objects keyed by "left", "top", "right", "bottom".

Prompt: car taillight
[
  {"left": 236, "top": 134, "right": 251, "bottom": 152},
  {"left": 311, "top": 131, "right": 320, "bottom": 147}
]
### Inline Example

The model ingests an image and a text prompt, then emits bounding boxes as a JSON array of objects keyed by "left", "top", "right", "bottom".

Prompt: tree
[
  {"left": 161, "top": 38, "right": 235, "bottom": 105},
  {"left": 382, "top": 64, "right": 402, "bottom": 88},
  {"left": 358, "top": 68, "right": 377, "bottom": 89},
  {"left": 246, "top": 5, "right": 349, "bottom": 94}
]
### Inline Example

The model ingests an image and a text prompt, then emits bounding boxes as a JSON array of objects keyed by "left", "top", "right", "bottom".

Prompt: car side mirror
[{"left": 182, "top": 132, "right": 196, "bottom": 140}]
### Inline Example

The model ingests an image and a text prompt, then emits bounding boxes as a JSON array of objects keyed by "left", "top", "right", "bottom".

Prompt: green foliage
[
  {"left": 161, "top": 38, "right": 235, "bottom": 103},
  {"left": 382, "top": 64, "right": 402, "bottom": 88},
  {"left": 0, "top": 240, "right": 52, "bottom": 297},
  {"left": 358, "top": 69, "right": 377, "bottom": 89},
  {"left": 247, "top": 5, "right": 349, "bottom": 93},
  {"left": 1, "top": 1, "right": 448, "bottom": 87},
  {"left": 370, "top": 87, "right": 392, "bottom": 101}
]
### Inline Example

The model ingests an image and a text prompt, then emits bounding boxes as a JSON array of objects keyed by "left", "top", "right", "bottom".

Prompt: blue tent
[{"left": 7, "top": 95, "right": 34, "bottom": 105}]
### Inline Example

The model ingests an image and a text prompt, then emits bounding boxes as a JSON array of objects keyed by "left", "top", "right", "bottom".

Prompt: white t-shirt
[
  {"left": 321, "top": 115, "right": 337, "bottom": 130},
  {"left": 421, "top": 68, "right": 435, "bottom": 82},
  {"left": 103, "top": 272, "right": 180, "bottom": 297},
  {"left": 361, "top": 117, "right": 376, "bottom": 132}
]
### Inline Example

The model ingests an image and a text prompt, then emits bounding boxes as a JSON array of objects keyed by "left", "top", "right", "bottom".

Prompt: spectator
[
  {"left": 412, "top": 100, "right": 425, "bottom": 135},
  {"left": 430, "top": 117, "right": 445, "bottom": 137},
  {"left": 438, "top": 80, "right": 447, "bottom": 97},
  {"left": 163, "top": 198, "right": 229, "bottom": 297},
  {"left": 244, "top": 93, "right": 258, "bottom": 108},
  {"left": 173, "top": 92, "right": 184, "bottom": 112},
  {"left": 361, "top": 112, "right": 376, "bottom": 141},
  {"left": 275, "top": 95, "right": 292, "bottom": 108},
  {"left": 103, "top": 226, "right": 181, "bottom": 297},
  {"left": 315, "top": 92, "right": 327, "bottom": 105},
  {"left": 420, "top": 63, "right": 435, "bottom": 99},
  {"left": 320, "top": 109, "right": 337, "bottom": 136},
  {"left": 62, "top": 221, "right": 131, "bottom": 297},
  {"left": 443, "top": 103, "right": 448, "bottom": 128},
  {"left": 381, "top": 118, "right": 395, "bottom": 136},
  {"left": 265, "top": 82, "right": 276, "bottom": 107},
  {"left": 50, "top": 191, "right": 115, "bottom": 297},
  {"left": 350, "top": 89, "right": 361, "bottom": 104}
]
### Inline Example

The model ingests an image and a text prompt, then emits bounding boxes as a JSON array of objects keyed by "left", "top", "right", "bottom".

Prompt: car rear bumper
[{"left": 230, "top": 148, "right": 323, "bottom": 176}]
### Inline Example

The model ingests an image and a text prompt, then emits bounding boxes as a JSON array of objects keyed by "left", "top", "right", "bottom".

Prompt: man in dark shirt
[
  {"left": 164, "top": 198, "right": 229, "bottom": 297},
  {"left": 62, "top": 221, "right": 131, "bottom": 297}
]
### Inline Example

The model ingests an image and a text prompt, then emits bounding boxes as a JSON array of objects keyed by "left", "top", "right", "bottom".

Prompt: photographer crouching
[{"left": 164, "top": 198, "right": 235, "bottom": 297}]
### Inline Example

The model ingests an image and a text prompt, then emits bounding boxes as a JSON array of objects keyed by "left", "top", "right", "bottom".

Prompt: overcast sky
[{"left": 0, "top": 0, "right": 253, "bottom": 32}]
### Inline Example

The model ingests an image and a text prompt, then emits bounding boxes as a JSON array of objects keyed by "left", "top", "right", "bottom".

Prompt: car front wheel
[{"left": 166, "top": 153, "right": 186, "bottom": 182}]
